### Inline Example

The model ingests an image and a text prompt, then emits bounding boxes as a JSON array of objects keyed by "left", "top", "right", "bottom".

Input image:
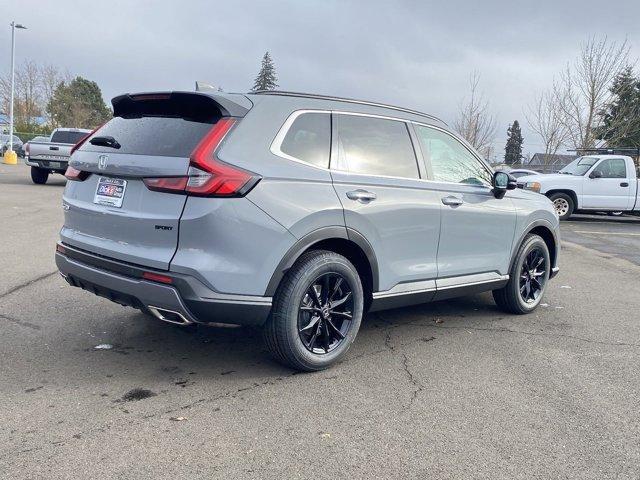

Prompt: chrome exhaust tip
[{"left": 146, "top": 306, "right": 193, "bottom": 325}]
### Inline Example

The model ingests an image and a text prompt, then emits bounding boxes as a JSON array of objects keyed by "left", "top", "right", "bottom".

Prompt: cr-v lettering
[{"left": 56, "top": 90, "right": 560, "bottom": 371}]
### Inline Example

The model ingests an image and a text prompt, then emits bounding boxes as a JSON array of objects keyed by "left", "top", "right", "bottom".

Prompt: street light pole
[{"left": 3, "top": 21, "right": 27, "bottom": 165}]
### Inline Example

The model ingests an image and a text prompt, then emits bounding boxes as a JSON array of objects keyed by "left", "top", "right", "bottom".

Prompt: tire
[
  {"left": 264, "top": 250, "right": 364, "bottom": 372},
  {"left": 493, "top": 234, "right": 551, "bottom": 315},
  {"left": 548, "top": 192, "right": 574, "bottom": 220},
  {"left": 30, "top": 166, "right": 49, "bottom": 185}
]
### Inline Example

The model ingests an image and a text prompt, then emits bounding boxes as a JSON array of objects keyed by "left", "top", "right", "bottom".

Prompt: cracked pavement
[{"left": 2, "top": 163, "right": 640, "bottom": 479}]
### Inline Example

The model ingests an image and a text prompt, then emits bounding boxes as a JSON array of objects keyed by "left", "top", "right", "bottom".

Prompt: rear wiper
[{"left": 89, "top": 136, "right": 121, "bottom": 149}]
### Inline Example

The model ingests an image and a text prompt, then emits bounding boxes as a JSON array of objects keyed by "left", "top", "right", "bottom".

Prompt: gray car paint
[{"left": 58, "top": 90, "right": 560, "bottom": 326}]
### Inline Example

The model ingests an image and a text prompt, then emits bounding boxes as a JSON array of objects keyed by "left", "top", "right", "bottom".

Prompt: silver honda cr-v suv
[{"left": 56, "top": 90, "right": 560, "bottom": 371}]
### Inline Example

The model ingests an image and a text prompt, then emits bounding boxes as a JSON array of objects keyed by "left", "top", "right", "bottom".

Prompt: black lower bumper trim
[{"left": 56, "top": 247, "right": 271, "bottom": 326}]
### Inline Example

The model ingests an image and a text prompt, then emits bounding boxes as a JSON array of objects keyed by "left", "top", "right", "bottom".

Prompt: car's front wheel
[
  {"left": 493, "top": 234, "right": 551, "bottom": 314},
  {"left": 264, "top": 250, "right": 363, "bottom": 371},
  {"left": 30, "top": 166, "right": 49, "bottom": 185}
]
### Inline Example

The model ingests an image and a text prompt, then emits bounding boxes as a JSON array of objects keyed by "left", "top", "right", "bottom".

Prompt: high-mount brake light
[
  {"left": 142, "top": 118, "right": 260, "bottom": 197},
  {"left": 131, "top": 93, "right": 171, "bottom": 101}
]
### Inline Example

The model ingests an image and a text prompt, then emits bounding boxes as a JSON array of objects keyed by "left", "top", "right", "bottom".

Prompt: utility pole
[{"left": 3, "top": 21, "right": 27, "bottom": 165}]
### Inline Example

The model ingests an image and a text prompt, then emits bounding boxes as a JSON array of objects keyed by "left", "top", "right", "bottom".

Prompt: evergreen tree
[
  {"left": 595, "top": 67, "right": 640, "bottom": 146},
  {"left": 251, "top": 52, "right": 278, "bottom": 92},
  {"left": 46, "top": 77, "right": 111, "bottom": 128},
  {"left": 504, "top": 120, "right": 524, "bottom": 164}
]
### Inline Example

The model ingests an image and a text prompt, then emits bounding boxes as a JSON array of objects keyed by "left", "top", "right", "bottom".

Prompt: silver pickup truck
[{"left": 25, "top": 128, "right": 92, "bottom": 184}]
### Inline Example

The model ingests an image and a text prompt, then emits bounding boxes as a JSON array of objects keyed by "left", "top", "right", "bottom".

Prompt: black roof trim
[{"left": 251, "top": 90, "right": 446, "bottom": 125}]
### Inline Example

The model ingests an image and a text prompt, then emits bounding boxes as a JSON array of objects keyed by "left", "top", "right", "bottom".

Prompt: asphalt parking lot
[{"left": 1, "top": 163, "right": 640, "bottom": 479}]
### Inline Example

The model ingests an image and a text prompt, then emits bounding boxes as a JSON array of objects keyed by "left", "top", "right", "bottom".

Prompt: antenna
[{"left": 195, "top": 81, "right": 223, "bottom": 92}]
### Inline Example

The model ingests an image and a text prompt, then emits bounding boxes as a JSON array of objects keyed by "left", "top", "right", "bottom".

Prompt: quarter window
[
  {"left": 333, "top": 114, "right": 419, "bottom": 179},
  {"left": 593, "top": 158, "right": 626, "bottom": 178},
  {"left": 414, "top": 125, "right": 492, "bottom": 185},
  {"left": 280, "top": 112, "right": 331, "bottom": 168}
]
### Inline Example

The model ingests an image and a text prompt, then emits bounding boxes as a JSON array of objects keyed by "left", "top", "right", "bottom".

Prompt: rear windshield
[
  {"left": 79, "top": 116, "right": 215, "bottom": 157},
  {"left": 51, "top": 130, "right": 90, "bottom": 144}
]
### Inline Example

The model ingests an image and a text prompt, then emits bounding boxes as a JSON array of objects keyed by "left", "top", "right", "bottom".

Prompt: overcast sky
[{"left": 2, "top": 0, "right": 639, "bottom": 157}]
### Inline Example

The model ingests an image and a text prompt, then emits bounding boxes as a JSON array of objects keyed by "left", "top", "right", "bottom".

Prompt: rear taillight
[
  {"left": 25, "top": 143, "right": 30, "bottom": 156},
  {"left": 142, "top": 118, "right": 260, "bottom": 197},
  {"left": 70, "top": 124, "right": 104, "bottom": 157},
  {"left": 64, "top": 165, "right": 90, "bottom": 181}
]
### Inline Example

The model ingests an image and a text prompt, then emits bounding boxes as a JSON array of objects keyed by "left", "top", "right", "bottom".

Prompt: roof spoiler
[{"left": 112, "top": 91, "right": 251, "bottom": 120}]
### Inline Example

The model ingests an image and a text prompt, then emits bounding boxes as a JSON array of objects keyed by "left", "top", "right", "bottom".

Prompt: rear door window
[
  {"left": 79, "top": 117, "right": 215, "bottom": 157},
  {"left": 279, "top": 112, "right": 331, "bottom": 168},
  {"left": 333, "top": 114, "right": 419, "bottom": 179}
]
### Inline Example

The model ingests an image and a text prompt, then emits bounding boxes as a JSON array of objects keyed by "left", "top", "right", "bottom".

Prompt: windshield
[{"left": 559, "top": 156, "right": 598, "bottom": 176}]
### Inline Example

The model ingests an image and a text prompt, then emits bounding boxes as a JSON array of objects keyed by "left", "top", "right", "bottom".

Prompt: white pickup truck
[{"left": 518, "top": 155, "right": 640, "bottom": 220}]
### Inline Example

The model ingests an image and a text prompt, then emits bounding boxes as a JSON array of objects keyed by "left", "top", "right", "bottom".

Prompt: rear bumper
[
  {"left": 26, "top": 158, "right": 68, "bottom": 170},
  {"left": 55, "top": 243, "right": 272, "bottom": 326}
]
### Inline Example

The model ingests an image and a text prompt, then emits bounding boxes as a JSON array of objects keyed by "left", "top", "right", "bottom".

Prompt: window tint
[
  {"left": 51, "top": 130, "right": 90, "bottom": 144},
  {"left": 414, "top": 125, "right": 492, "bottom": 185},
  {"left": 79, "top": 116, "right": 215, "bottom": 157},
  {"left": 334, "top": 114, "right": 419, "bottom": 179},
  {"left": 593, "top": 158, "right": 626, "bottom": 178},
  {"left": 280, "top": 112, "right": 330, "bottom": 168}
]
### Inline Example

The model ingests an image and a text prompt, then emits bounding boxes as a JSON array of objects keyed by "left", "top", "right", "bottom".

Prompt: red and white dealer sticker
[{"left": 93, "top": 177, "right": 127, "bottom": 208}]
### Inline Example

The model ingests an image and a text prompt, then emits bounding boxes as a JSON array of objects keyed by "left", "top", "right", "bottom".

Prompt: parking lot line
[{"left": 573, "top": 230, "right": 640, "bottom": 236}]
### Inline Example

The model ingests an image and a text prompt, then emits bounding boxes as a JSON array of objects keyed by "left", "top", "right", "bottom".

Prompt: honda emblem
[{"left": 98, "top": 154, "right": 108, "bottom": 170}]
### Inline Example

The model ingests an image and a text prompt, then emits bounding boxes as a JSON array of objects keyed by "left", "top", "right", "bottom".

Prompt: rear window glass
[
  {"left": 79, "top": 116, "right": 214, "bottom": 157},
  {"left": 280, "top": 113, "right": 330, "bottom": 168},
  {"left": 51, "top": 131, "right": 90, "bottom": 144}
]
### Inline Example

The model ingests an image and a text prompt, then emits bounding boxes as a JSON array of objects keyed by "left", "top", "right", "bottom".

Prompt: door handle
[
  {"left": 441, "top": 195, "right": 464, "bottom": 207},
  {"left": 620, "top": 182, "right": 629, "bottom": 187},
  {"left": 346, "top": 189, "right": 377, "bottom": 203}
]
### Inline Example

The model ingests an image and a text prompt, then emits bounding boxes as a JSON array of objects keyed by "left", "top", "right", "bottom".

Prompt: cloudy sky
[{"left": 2, "top": 0, "right": 639, "bottom": 158}]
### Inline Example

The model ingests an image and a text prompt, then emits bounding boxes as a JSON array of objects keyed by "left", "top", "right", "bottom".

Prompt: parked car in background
[
  {"left": 55, "top": 90, "right": 560, "bottom": 371},
  {"left": 0, "top": 134, "right": 24, "bottom": 157},
  {"left": 509, "top": 168, "right": 541, "bottom": 179},
  {"left": 25, "top": 128, "right": 92, "bottom": 184},
  {"left": 518, "top": 155, "right": 640, "bottom": 219}
]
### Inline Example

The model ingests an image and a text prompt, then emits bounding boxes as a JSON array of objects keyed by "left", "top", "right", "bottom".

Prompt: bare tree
[
  {"left": 0, "top": 62, "right": 68, "bottom": 126},
  {"left": 40, "top": 65, "right": 66, "bottom": 105},
  {"left": 554, "top": 36, "right": 631, "bottom": 149},
  {"left": 525, "top": 90, "right": 569, "bottom": 156},
  {"left": 453, "top": 72, "right": 496, "bottom": 157}
]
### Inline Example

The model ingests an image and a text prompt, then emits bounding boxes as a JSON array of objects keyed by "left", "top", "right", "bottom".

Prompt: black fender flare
[
  {"left": 509, "top": 219, "right": 559, "bottom": 271},
  {"left": 264, "top": 226, "right": 379, "bottom": 296}
]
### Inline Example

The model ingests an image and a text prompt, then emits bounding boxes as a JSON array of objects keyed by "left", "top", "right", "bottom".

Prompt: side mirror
[
  {"left": 589, "top": 170, "right": 602, "bottom": 179},
  {"left": 493, "top": 171, "right": 517, "bottom": 199}
]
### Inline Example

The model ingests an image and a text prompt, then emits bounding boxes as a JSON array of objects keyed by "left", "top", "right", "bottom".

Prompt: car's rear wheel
[
  {"left": 264, "top": 250, "right": 363, "bottom": 371},
  {"left": 493, "top": 234, "right": 550, "bottom": 314},
  {"left": 548, "top": 193, "right": 574, "bottom": 220},
  {"left": 30, "top": 166, "right": 49, "bottom": 185}
]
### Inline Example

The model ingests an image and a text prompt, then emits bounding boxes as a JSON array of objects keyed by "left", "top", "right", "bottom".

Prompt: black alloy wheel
[
  {"left": 298, "top": 273, "right": 354, "bottom": 354},
  {"left": 519, "top": 247, "right": 547, "bottom": 304}
]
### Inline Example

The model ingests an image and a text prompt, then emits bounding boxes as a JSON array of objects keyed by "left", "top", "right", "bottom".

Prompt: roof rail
[{"left": 251, "top": 90, "right": 446, "bottom": 125}]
